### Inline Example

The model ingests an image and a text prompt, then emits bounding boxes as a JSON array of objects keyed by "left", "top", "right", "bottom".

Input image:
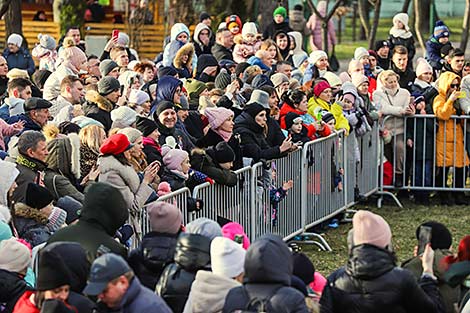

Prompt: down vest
[{"left": 319, "top": 244, "right": 445, "bottom": 313}]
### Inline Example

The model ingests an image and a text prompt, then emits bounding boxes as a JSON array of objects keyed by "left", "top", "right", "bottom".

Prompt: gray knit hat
[
  {"left": 38, "top": 34, "right": 56, "bottom": 50},
  {"left": 186, "top": 218, "right": 222, "bottom": 242},
  {"left": 98, "top": 76, "right": 121, "bottom": 95},
  {"left": 270, "top": 73, "right": 289, "bottom": 88},
  {"left": 215, "top": 70, "right": 231, "bottom": 90},
  {"left": 99, "top": 60, "right": 119, "bottom": 77}
]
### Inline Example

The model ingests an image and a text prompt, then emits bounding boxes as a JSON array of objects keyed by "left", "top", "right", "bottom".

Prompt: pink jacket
[
  {"left": 306, "top": 1, "right": 337, "bottom": 52},
  {"left": 0, "top": 118, "right": 20, "bottom": 151},
  {"left": 233, "top": 41, "right": 261, "bottom": 64}
]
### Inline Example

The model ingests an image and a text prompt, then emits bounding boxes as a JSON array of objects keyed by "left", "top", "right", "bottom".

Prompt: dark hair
[
  {"left": 60, "top": 75, "right": 82, "bottom": 92},
  {"left": 113, "top": 152, "right": 131, "bottom": 167},
  {"left": 449, "top": 48, "right": 465, "bottom": 59},
  {"left": 7, "top": 78, "right": 32, "bottom": 93},
  {"left": 277, "top": 60, "right": 292, "bottom": 68},
  {"left": 259, "top": 85, "right": 276, "bottom": 96},
  {"left": 87, "top": 54, "right": 99, "bottom": 61},
  {"left": 281, "top": 89, "right": 306, "bottom": 108},
  {"left": 66, "top": 26, "right": 80, "bottom": 34},
  {"left": 393, "top": 45, "right": 408, "bottom": 55},
  {"left": 294, "top": 4, "right": 303, "bottom": 10}
]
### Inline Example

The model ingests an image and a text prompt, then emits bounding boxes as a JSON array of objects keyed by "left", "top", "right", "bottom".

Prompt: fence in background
[{"left": 139, "top": 124, "right": 381, "bottom": 243}]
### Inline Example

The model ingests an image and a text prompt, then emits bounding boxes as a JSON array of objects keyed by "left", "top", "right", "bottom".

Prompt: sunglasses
[{"left": 450, "top": 84, "right": 460, "bottom": 88}]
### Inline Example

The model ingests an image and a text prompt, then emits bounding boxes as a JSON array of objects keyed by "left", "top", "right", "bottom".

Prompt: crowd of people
[{"left": 0, "top": 2, "right": 469, "bottom": 312}]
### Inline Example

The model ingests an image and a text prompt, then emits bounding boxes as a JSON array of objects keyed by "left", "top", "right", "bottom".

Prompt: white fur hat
[
  {"left": 242, "top": 22, "right": 258, "bottom": 37},
  {"left": 7, "top": 34, "right": 23, "bottom": 47},
  {"left": 211, "top": 237, "right": 246, "bottom": 278},
  {"left": 354, "top": 47, "right": 369, "bottom": 61},
  {"left": 308, "top": 50, "right": 328, "bottom": 65}
]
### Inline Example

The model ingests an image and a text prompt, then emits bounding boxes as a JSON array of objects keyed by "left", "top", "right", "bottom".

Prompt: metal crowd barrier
[
  {"left": 378, "top": 115, "right": 470, "bottom": 207},
  {"left": 134, "top": 125, "right": 381, "bottom": 244}
]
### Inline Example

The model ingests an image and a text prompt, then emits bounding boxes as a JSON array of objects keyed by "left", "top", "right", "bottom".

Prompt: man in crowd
[
  {"left": 211, "top": 28, "right": 234, "bottom": 62},
  {"left": 0, "top": 78, "right": 33, "bottom": 120},
  {"left": 50, "top": 75, "right": 85, "bottom": 118},
  {"left": 443, "top": 48, "right": 465, "bottom": 77},
  {"left": 390, "top": 45, "right": 415, "bottom": 91}
]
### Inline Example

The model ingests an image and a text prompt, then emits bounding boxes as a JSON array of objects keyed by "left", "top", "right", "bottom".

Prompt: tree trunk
[
  {"left": 368, "top": 0, "right": 381, "bottom": 49},
  {"left": 461, "top": 0, "right": 470, "bottom": 50},
  {"left": 401, "top": 0, "right": 411, "bottom": 13},
  {"left": 357, "top": 0, "right": 370, "bottom": 40},
  {"left": 414, "top": 0, "right": 426, "bottom": 54},
  {"left": 0, "top": 0, "right": 22, "bottom": 40}
]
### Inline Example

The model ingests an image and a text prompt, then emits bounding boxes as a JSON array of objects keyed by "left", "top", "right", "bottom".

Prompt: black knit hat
[
  {"left": 136, "top": 115, "right": 158, "bottom": 137},
  {"left": 416, "top": 221, "right": 452, "bottom": 250},
  {"left": 215, "top": 70, "right": 231, "bottom": 90},
  {"left": 199, "top": 12, "right": 211, "bottom": 22},
  {"left": 154, "top": 100, "right": 175, "bottom": 118},
  {"left": 292, "top": 252, "right": 315, "bottom": 285},
  {"left": 214, "top": 141, "right": 235, "bottom": 163},
  {"left": 285, "top": 112, "right": 302, "bottom": 130},
  {"left": 321, "top": 110, "right": 335, "bottom": 124},
  {"left": 235, "top": 62, "right": 250, "bottom": 78},
  {"left": 58, "top": 121, "right": 81, "bottom": 135},
  {"left": 37, "top": 248, "right": 71, "bottom": 291},
  {"left": 158, "top": 66, "right": 178, "bottom": 79},
  {"left": 25, "top": 183, "right": 54, "bottom": 210},
  {"left": 244, "top": 103, "right": 266, "bottom": 119}
]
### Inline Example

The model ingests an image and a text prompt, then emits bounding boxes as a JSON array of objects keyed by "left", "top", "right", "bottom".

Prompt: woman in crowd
[{"left": 79, "top": 124, "right": 106, "bottom": 181}]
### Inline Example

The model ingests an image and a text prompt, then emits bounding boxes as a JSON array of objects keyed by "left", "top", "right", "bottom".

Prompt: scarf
[
  {"left": 389, "top": 28, "right": 413, "bottom": 39},
  {"left": 16, "top": 154, "right": 47, "bottom": 172},
  {"left": 142, "top": 136, "right": 162, "bottom": 153},
  {"left": 212, "top": 128, "right": 232, "bottom": 142},
  {"left": 170, "top": 169, "right": 189, "bottom": 180}
]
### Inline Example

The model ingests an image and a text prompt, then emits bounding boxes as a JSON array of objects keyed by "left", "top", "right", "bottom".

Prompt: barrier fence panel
[
  {"left": 140, "top": 187, "right": 191, "bottom": 237},
  {"left": 191, "top": 166, "right": 254, "bottom": 239},
  {"left": 302, "top": 130, "right": 348, "bottom": 229},
  {"left": 358, "top": 123, "right": 380, "bottom": 197},
  {"left": 380, "top": 115, "right": 470, "bottom": 195},
  {"left": 264, "top": 146, "right": 304, "bottom": 241}
]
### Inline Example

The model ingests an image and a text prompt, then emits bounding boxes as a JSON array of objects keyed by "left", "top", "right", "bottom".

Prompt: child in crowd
[
  {"left": 269, "top": 164, "right": 293, "bottom": 227},
  {"left": 31, "top": 34, "right": 57, "bottom": 71},
  {"left": 233, "top": 22, "right": 261, "bottom": 64},
  {"left": 388, "top": 13, "right": 415, "bottom": 68},
  {"left": 303, "top": 50, "right": 329, "bottom": 84},
  {"left": 426, "top": 20, "right": 452, "bottom": 71},
  {"left": 284, "top": 112, "right": 314, "bottom": 144},
  {"left": 226, "top": 15, "right": 243, "bottom": 36}
]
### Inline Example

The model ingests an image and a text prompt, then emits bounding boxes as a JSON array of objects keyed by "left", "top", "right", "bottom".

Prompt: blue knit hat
[{"left": 433, "top": 20, "right": 450, "bottom": 39}]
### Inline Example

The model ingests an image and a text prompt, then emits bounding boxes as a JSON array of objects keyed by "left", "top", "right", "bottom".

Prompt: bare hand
[
  {"left": 421, "top": 244, "right": 435, "bottom": 274},
  {"left": 404, "top": 105, "right": 415, "bottom": 116},
  {"left": 407, "top": 139, "right": 413, "bottom": 148},
  {"left": 12, "top": 120, "right": 25, "bottom": 131},
  {"left": 282, "top": 180, "right": 294, "bottom": 190},
  {"left": 143, "top": 162, "right": 160, "bottom": 184},
  {"left": 279, "top": 137, "right": 293, "bottom": 153},
  {"left": 104, "top": 37, "right": 118, "bottom": 51},
  {"left": 203, "top": 66, "right": 218, "bottom": 76},
  {"left": 226, "top": 79, "right": 239, "bottom": 94},
  {"left": 88, "top": 166, "right": 101, "bottom": 181},
  {"left": 449, "top": 90, "right": 461, "bottom": 102}
]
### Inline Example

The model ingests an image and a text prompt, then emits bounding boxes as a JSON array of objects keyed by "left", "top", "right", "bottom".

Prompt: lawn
[
  {"left": 301, "top": 200, "right": 470, "bottom": 277},
  {"left": 332, "top": 16, "right": 464, "bottom": 60}
]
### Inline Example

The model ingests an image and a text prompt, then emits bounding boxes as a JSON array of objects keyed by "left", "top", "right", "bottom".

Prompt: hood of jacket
[
  {"left": 7, "top": 97, "right": 25, "bottom": 117},
  {"left": 342, "top": 81, "right": 364, "bottom": 108},
  {"left": 45, "top": 133, "right": 81, "bottom": 180},
  {"left": 174, "top": 232, "right": 211, "bottom": 272},
  {"left": 247, "top": 56, "right": 271, "bottom": 71},
  {"left": 193, "top": 23, "right": 212, "bottom": 47},
  {"left": 191, "top": 270, "right": 241, "bottom": 313},
  {"left": 41, "top": 242, "right": 90, "bottom": 293},
  {"left": 155, "top": 76, "right": 182, "bottom": 106},
  {"left": 98, "top": 155, "right": 140, "bottom": 192},
  {"left": 346, "top": 244, "right": 396, "bottom": 280},
  {"left": 171, "top": 23, "right": 190, "bottom": 41},
  {"left": 84, "top": 90, "right": 114, "bottom": 112},
  {"left": 244, "top": 234, "right": 292, "bottom": 285},
  {"left": 140, "top": 232, "right": 178, "bottom": 272},
  {"left": 234, "top": 111, "right": 265, "bottom": 135},
  {"left": 79, "top": 182, "right": 129, "bottom": 236},
  {"left": 13, "top": 202, "right": 48, "bottom": 225},
  {"left": 288, "top": 31, "right": 304, "bottom": 55},
  {"left": 273, "top": 30, "right": 291, "bottom": 59},
  {"left": 174, "top": 43, "right": 194, "bottom": 69},
  {"left": 437, "top": 71, "right": 460, "bottom": 97},
  {"left": 0, "top": 160, "right": 19, "bottom": 207}
]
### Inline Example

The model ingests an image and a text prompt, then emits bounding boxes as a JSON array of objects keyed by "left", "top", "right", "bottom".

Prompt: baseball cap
[{"left": 83, "top": 253, "right": 130, "bottom": 296}]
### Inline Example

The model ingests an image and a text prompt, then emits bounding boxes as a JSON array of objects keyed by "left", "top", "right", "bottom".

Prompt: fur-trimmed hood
[
  {"left": 174, "top": 43, "right": 195, "bottom": 69},
  {"left": 98, "top": 155, "right": 140, "bottom": 192},
  {"left": 84, "top": 90, "right": 114, "bottom": 112},
  {"left": 45, "top": 133, "right": 81, "bottom": 180},
  {"left": 13, "top": 202, "right": 48, "bottom": 225}
]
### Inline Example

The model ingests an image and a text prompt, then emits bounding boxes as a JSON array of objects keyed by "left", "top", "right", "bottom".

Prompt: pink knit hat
[
  {"left": 415, "top": 57, "right": 433, "bottom": 78},
  {"left": 204, "top": 107, "right": 234, "bottom": 130},
  {"left": 353, "top": 210, "right": 392, "bottom": 249},
  {"left": 147, "top": 201, "right": 182, "bottom": 234},
  {"left": 313, "top": 81, "right": 331, "bottom": 97},
  {"left": 221, "top": 222, "right": 250, "bottom": 250},
  {"left": 162, "top": 147, "right": 189, "bottom": 171}
]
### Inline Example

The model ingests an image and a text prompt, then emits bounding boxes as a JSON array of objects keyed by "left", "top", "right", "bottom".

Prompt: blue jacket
[
  {"left": 151, "top": 76, "right": 182, "bottom": 115},
  {"left": 2, "top": 47, "right": 35, "bottom": 76},
  {"left": 97, "top": 276, "right": 171, "bottom": 313},
  {"left": 7, "top": 113, "right": 41, "bottom": 132}
]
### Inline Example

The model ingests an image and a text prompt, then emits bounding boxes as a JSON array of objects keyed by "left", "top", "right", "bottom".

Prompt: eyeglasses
[{"left": 450, "top": 84, "right": 460, "bottom": 88}]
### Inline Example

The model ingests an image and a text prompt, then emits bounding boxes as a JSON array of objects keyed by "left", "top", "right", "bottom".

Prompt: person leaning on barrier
[{"left": 433, "top": 71, "right": 470, "bottom": 205}]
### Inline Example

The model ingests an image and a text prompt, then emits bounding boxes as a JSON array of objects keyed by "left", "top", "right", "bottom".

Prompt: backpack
[{"left": 234, "top": 286, "right": 282, "bottom": 313}]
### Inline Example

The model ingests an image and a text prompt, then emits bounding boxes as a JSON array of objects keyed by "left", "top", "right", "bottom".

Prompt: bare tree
[
  {"left": 461, "top": 0, "right": 470, "bottom": 50},
  {"left": 414, "top": 0, "right": 426, "bottom": 54},
  {"left": 0, "top": 0, "right": 22, "bottom": 38},
  {"left": 357, "top": 0, "right": 370, "bottom": 40},
  {"left": 368, "top": 0, "right": 381, "bottom": 49}
]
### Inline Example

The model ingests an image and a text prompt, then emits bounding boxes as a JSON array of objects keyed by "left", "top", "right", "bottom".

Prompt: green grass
[
  {"left": 332, "top": 16, "right": 464, "bottom": 60},
  {"left": 301, "top": 202, "right": 470, "bottom": 276}
]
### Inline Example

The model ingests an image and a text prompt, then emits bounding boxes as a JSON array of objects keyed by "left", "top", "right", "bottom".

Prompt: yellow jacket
[{"left": 308, "top": 96, "right": 350, "bottom": 133}]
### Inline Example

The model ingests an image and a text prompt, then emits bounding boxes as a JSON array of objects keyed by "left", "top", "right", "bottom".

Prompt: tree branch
[{"left": 0, "top": 0, "right": 12, "bottom": 20}]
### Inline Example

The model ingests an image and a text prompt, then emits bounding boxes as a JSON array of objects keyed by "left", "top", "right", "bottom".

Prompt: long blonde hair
[
  {"left": 79, "top": 125, "right": 106, "bottom": 154},
  {"left": 260, "top": 39, "right": 283, "bottom": 62}
]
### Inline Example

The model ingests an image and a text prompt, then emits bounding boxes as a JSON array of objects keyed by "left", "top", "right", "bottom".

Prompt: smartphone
[
  {"left": 417, "top": 225, "right": 432, "bottom": 256},
  {"left": 234, "top": 234, "right": 244, "bottom": 245},
  {"left": 112, "top": 29, "right": 119, "bottom": 40},
  {"left": 230, "top": 73, "right": 237, "bottom": 83},
  {"left": 409, "top": 96, "right": 415, "bottom": 106},
  {"left": 458, "top": 91, "right": 467, "bottom": 99}
]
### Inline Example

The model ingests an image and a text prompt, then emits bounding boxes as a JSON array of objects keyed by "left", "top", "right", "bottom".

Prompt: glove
[{"left": 205, "top": 177, "right": 215, "bottom": 185}]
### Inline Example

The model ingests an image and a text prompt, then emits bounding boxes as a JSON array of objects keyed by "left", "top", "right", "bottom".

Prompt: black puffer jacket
[
  {"left": 155, "top": 232, "right": 211, "bottom": 313},
  {"left": 319, "top": 244, "right": 445, "bottom": 313},
  {"left": 190, "top": 148, "right": 237, "bottom": 187},
  {"left": 234, "top": 111, "right": 283, "bottom": 163},
  {"left": 47, "top": 182, "right": 129, "bottom": 262},
  {"left": 223, "top": 234, "right": 308, "bottom": 313},
  {"left": 128, "top": 232, "right": 178, "bottom": 290},
  {"left": 196, "top": 129, "right": 244, "bottom": 170},
  {"left": 0, "top": 269, "right": 33, "bottom": 313}
]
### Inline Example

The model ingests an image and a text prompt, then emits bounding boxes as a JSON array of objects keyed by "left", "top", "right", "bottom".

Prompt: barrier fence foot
[
  {"left": 340, "top": 209, "right": 357, "bottom": 223},
  {"left": 376, "top": 191, "right": 403, "bottom": 208},
  {"left": 290, "top": 232, "right": 333, "bottom": 252}
]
